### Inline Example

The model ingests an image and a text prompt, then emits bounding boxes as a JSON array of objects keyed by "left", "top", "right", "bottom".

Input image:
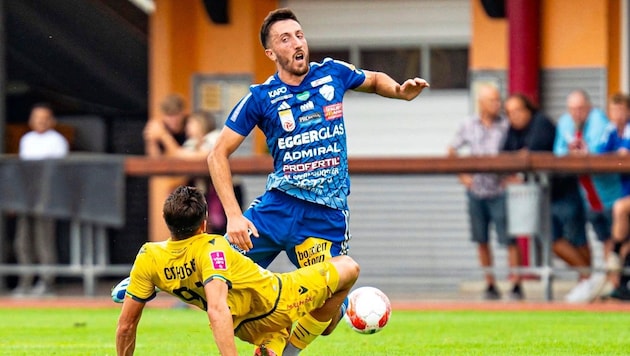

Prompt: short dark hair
[
  {"left": 163, "top": 186, "right": 207, "bottom": 239},
  {"left": 508, "top": 93, "right": 538, "bottom": 114},
  {"left": 160, "top": 94, "right": 185, "bottom": 116},
  {"left": 609, "top": 92, "right": 630, "bottom": 108},
  {"left": 260, "top": 8, "right": 299, "bottom": 49},
  {"left": 31, "top": 102, "right": 54, "bottom": 113}
]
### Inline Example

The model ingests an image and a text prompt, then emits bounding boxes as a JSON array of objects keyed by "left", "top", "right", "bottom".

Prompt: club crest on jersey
[
  {"left": 319, "top": 84, "right": 334, "bottom": 101},
  {"left": 279, "top": 109, "right": 296, "bottom": 132},
  {"left": 210, "top": 251, "right": 227, "bottom": 270}
]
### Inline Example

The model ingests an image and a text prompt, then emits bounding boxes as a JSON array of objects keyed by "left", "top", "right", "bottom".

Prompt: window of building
[
  {"left": 309, "top": 45, "right": 468, "bottom": 89},
  {"left": 309, "top": 49, "right": 350, "bottom": 64},
  {"left": 430, "top": 48, "right": 468, "bottom": 89},
  {"left": 360, "top": 48, "right": 421, "bottom": 85}
]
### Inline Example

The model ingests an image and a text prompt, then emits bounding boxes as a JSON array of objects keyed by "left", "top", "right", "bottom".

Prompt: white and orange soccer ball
[{"left": 344, "top": 286, "right": 392, "bottom": 334}]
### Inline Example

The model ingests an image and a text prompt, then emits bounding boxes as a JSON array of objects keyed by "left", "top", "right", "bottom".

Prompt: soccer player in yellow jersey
[{"left": 116, "top": 186, "right": 360, "bottom": 356}]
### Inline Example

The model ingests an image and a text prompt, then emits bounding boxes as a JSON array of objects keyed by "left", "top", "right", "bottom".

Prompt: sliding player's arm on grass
[
  {"left": 116, "top": 298, "right": 145, "bottom": 356},
  {"left": 205, "top": 278, "right": 238, "bottom": 356}
]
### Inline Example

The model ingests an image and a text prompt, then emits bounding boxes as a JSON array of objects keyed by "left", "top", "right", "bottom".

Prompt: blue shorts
[
  {"left": 466, "top": 191, "right": 514, "bottom": 246},
  {"left": 242, "top": 189, "right": 351, "bottom": 268},
  {"left": 587, "top": 208, "right": 612, "bottom": 242},
  {"left": 551, "top": 193, "right": 587, "bottom": 247}
]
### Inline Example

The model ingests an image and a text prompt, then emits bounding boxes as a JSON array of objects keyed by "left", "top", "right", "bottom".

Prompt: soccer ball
[{"left": 344, "top": 286, "right": 392, "bottom": 334}]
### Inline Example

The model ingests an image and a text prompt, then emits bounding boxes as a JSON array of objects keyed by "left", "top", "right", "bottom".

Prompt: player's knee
[{"left": 332, "top": 255, "right": 360, "bottom": 287}]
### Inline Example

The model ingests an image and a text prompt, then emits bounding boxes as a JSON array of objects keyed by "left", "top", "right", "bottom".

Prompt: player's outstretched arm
[
  {"left": 355, "top": 70, "right": 429, "bottom": 101},
  {"left": 207, "top": 127, "right": 259, "bottom": 251},
  {"left": 116, "top": 298, "right": 145, "bottom": 356},
  {"left": 205, "top": 279, "right": 238, "bottom": 356}
]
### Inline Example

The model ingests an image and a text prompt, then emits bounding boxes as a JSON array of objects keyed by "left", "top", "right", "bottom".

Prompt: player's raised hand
[
  {"left": 225, "top": 215, "right": 259, "bottom": 252},
  {"left": 397, "top": 78, "right": 430, "bottom": 101}
]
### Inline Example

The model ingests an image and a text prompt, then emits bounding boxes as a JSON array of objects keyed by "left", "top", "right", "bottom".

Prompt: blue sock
[{"left": 340, "top": 296, "right": 349, "bottom": 316}]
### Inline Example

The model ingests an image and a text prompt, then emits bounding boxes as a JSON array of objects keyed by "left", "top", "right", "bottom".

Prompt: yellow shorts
[{"left": 235, "top": 261, "right": 340, "bottom": 346}]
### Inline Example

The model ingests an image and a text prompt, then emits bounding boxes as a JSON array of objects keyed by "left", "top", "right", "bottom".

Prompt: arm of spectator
[
  {"left": 143, "top": 120, "right": 163, "bottom": 157},
  {"left": 447, "top": 146, "right": 473, "bottom": 189}
]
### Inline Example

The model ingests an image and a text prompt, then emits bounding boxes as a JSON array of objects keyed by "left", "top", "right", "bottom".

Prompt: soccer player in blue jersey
[{"left": 206, "top": 7, "right": 429, "bottom": 355}]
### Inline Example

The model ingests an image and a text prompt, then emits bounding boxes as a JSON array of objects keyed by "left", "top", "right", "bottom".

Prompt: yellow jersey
[{"left": 126, "top": 233, "right": 281, "bottom": 325}]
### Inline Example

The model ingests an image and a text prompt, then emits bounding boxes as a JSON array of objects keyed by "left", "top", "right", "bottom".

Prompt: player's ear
[
  {"left": 265, "top": 48, "right": 276, "bottom": 62},
  {"left": 201, "top": 219, "right": 208, "bottom": 233}
]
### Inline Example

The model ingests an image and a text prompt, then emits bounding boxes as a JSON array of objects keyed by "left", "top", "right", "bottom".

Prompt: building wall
[{"left": 470, "top": 0, "right": 623, "bottom": 115}]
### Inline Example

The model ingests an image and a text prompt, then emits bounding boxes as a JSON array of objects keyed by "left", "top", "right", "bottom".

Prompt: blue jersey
[
  {"left": 601, "top": 122, "right": 630, "bottom": 196},
  {"left": 225, "top": 58, "right": 366, "bottom": 210}
]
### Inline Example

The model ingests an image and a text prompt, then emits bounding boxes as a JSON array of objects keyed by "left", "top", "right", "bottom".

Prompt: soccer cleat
[
  {"left": 508, "top": 283, "right": 524, "bottom": 301},
  {"left": 254, "top": 331, "right": 288, "bottom": 356},
  {"left": 254, "top": 345, "right": 277, "bottom": 356},
  {"left": 483, "top": 284, "right": 501, "bottom": 300},
  {"left": 564, "top": 274, "right": 607, "bottom": 303}
]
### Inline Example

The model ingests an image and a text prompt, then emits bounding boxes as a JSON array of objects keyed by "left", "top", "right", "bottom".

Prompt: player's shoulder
[
  {"left": 250, "top": 74, "right": 283, "bottom": 93},
  {"left": 312, "top": 57, "right": 364, "bottom": 76}
]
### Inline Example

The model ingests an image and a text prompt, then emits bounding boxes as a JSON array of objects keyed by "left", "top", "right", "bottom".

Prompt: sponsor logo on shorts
[
  {"left": 298, "top": 286, "right": 309, "bottom": 295},
  {"left": 295, "top": 237, "right": 332, "bottom": 267}
]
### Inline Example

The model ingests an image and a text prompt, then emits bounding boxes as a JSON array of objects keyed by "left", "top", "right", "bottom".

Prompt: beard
[{"left": 277, "top": 53, "right": 309, "bottom": 77}]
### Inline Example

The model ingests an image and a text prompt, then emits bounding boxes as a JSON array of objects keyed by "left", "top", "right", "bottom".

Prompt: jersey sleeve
[
  {"left": 126, "top": 244, "right": 158, "bottom": 302},
  {"left": 198, "top": 237, "right": 233, "bottom": 288},
  {"left": 329, "top": 58, "right": 366, "bottom": 90},
  {"left": 224, "top": 91, "right": 261, "bottom": 137}
]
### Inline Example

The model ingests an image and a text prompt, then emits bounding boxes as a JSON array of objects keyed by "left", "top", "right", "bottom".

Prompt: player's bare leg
[{"left": 284, "top": 256, "right": 360, "bottom": 355}]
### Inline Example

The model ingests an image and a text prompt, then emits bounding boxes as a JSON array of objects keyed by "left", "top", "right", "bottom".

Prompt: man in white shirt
[{"left": 13, "top": 103, "right": 69, "bottom": 296}]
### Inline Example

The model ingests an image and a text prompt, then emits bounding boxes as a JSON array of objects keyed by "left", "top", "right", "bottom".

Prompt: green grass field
[{"left": 2, "top": 306, "right": 630, "bottom": 355}]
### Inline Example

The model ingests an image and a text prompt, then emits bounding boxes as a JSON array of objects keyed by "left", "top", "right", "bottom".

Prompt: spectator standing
[
  {"left": 448, "top": 85, "right": 523, "bottom": 300},
  {"left": 12, "top": 103, "right": 69, "bottom": 296},
  {"left": 502, "top": 94, "right": 593, "bottom": 302},
  {"left": 553, "top": 89, "right": 622, "bottom": 302}
]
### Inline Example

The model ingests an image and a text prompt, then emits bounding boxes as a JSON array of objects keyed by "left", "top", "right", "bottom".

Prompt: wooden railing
[{"left": 124, "top": 152, "right": 630, "bottom": 176}]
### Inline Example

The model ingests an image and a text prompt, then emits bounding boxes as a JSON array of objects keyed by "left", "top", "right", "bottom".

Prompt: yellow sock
[{"left": 288, "top": 313, "right": 331, "bottom": 350}]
